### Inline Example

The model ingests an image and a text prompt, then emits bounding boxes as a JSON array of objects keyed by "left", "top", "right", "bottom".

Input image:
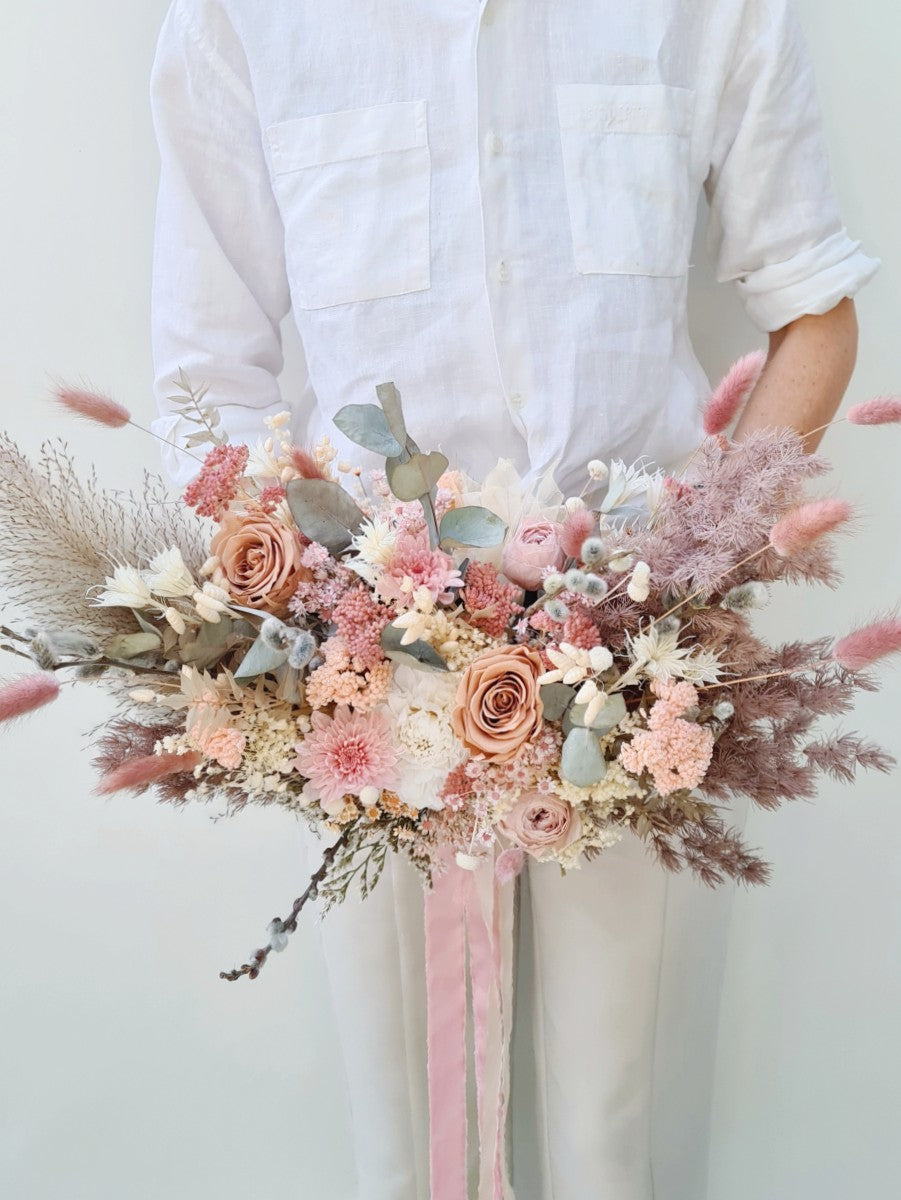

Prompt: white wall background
[{"left": 0, "top": 3, "right": 897, "bottom": 1198}]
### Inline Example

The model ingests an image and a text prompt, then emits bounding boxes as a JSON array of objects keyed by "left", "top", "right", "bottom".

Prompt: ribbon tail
[{"left": 425, "top": 857, "right": 469, "bottom": 1200}]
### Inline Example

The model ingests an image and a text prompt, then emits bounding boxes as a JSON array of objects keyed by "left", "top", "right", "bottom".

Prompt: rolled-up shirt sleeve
[
  {"left": 149, "top": 0, "right": 294, "bottom": 487},
  {"left": 703, "top": 0, "right": 880, "bottom": 333}
]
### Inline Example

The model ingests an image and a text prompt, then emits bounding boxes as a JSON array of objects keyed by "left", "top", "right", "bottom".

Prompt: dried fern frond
[{"left": 0, "top": 435, "right": 206, "bottom": 638}]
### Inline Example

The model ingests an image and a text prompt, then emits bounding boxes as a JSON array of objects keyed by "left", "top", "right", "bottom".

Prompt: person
[{"left": 148, "top": 2, "right": 879, "bottom": 1197}]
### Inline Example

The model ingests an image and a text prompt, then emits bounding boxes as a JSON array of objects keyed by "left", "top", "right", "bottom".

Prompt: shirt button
[
  {"left": 485, "top": 130, "right": 503, "bottom": 156},
  {"left": 496, "top": 259, "right": 511, "bottom": 283},
  {"left": 509, "top": 392, "right": 524, "bottom": 409}
]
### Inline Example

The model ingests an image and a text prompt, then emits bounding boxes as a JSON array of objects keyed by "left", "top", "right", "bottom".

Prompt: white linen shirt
[{"left": 149, "top": 0, "right": 880, "bottom": 495}]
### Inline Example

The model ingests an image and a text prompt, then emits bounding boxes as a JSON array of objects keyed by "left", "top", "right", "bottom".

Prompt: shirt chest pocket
[
  {"left": 555, "top": 83, "right": 696, "bottom": 278},
  {"left": 265, "top": 99, "right": 431, "bottom": 310}
]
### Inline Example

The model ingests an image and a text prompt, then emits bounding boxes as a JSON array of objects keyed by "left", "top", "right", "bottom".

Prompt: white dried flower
[
  {"left": 199, "top": 556, "right": 219, "bottom": 578},
  {"left": 626, "top": 561, "right": 651, "bottom": 603},
  {"left": 564, "top": 496, "right": 586, "bottom": 513},
  {"left": 264, "top": 411, "right": 292, "bottom": 431},
  {"left": 714, "top": 700, "right": 735, "bottom": 721},
  {"left": 129, "top": 688, "right": 157, "bottom": 704},
  {"left": 608, "top": 554, "right": 635, "bottom": 574},
  {"left": 163, "top": 606, "right": 187, "bottom": 635},
  {"left": 587, "top": 460, "right": 609, "bottom": 483},
  {"left": 359, "top": 785, "right": 381, "bottom": 806},
  {"left": 564, "top": 569, "right": 588, "bottom": 593},
  {"left": 92, "top": 563, "right": 154, "bottom": 609},
  {"left": 144, "top": 546, "right": 195, "bottom": 598},
  {"left": 545, "top": 599, "right": 570, "bottom": 622},
  {"left": 580, "top": 536, "right": 606, "bottom": 562},
  {"left": 542, "top": 572, "right": 566, "bottom": 595},
  {"left": 245, "top": 437, "right": 283, "bottom": 480},
  {"left": 600, "top": 460, "right": 654, "bottom": 513}
]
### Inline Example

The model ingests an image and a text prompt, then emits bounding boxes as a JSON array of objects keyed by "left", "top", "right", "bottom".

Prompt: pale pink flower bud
[
  {"left": 702, "top": 351, "right": 767, "bottom": 435},
  {"left": 846, "top": 397, "right": 901, "bottom": 426},
  {"left": 0, "top": 673, "right": 61, "bottom": 724},
  {"left": 53, "top": 385, "right": 130, "bottom": 429},
  {"left": 769, "top": 499, "right": 852, "bottom": 558},
  {"left": 833, "top": 616, "right": 901, "bottom": 671},
  {"left": 501, "top": 518, "right": 566, "bottom": 590}
]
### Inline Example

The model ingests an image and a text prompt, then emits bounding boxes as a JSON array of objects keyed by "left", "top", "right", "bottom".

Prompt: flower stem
[{"left": 220, "top": 825, "right": 356, "bottom": 982}]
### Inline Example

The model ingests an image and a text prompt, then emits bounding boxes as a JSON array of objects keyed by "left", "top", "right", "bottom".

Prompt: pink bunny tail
[
  {"left": 561, "top": 507, "right": 596, "bottom": 560},
  {"left": 54, "top": 385, "right": 131, "bottom": 429},
  {"left": 96, "top": 751, "right": 203, "bottom": 796},
  {"left": 0, "top": 673, "right": 61, "bottom": 724},
  {"left": 495, "top": 847, "right": 525, "bottom": 884},
  {"left": 833, "top": 617, "right": 901, "bottom": 671},
  {"left": 846, "top": 397, "right": 901, "bottom": 426},
  {"left": 769, "top": 499, "right": 852, "bottom": 558},
  {"left": 290, "top": 447, "right": 329, "bottom": 480},
  {"left": 703, "top": 350, "right": 767, "bottom": 435}
]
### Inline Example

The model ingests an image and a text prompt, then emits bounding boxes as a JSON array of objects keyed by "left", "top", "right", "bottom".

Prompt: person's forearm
[{"left": 732, "top": 297, "right": 859, "bottom": 452}]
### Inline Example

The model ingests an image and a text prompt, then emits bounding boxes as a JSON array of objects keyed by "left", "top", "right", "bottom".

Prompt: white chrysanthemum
[
  {"left": 348, "top": 514, "right": 398, "bottom": 584},
  {"left": 92, "top": 563, "right": 154, "bottom": 609},
  {"left": 144, "top": 546, "right": 195, "bottom": 597},
  {"left": 385, "top": 664, "right": 465, "bottom": 810},
  {"left": 624, "top": 624, "right": 722, "bottom": 684}
]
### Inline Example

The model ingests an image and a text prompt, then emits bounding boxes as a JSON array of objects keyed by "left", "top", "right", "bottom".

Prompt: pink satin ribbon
[{"left": 424, "top": 849, "right": 513, "bottom": 1200}]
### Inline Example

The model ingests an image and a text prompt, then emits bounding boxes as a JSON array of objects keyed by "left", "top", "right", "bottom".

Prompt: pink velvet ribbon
[{"left": 424, "top": 849, "right": 513, "bottom": 1200}]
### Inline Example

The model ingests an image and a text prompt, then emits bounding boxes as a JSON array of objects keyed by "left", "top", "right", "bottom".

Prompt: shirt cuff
[
  {"left": 735, "top": 229, "right": 881, "bottom": 332},
  {"left": 149, "top": 400, "right": 288, "bottom": 490}
]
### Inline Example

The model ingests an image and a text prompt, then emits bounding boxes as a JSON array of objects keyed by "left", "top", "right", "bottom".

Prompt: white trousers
[{"left": 298, "top": 794, "right": 748, "bottom": 1200}]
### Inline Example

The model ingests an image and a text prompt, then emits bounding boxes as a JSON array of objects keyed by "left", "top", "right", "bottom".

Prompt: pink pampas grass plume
[
  {"left": 769, "top": 499, "right": 852, "bottom": 557},
  {"left": 561, "top": 507, "right": 596, "bottom": 560},
  {"left": 53, "top": 385, "right": 130, "bottom": 429},
  {"left": 846, "top": 397, "right": 901, "bottom": 426},
  {"left": 833, "top": 616, "right": 901, "bottom": 671},
  {"left": 95, "top": 751, "right": 203, "bottom": 796},
  {"left": 0, "top": 673, "right": 61, "bottom": 724},
  {"left": 290, "top": 446, "right": 328, "bottom": 480},
  {"left": 703, "top": 350, "right": 767, "bottom": 435},
  {"left": 495, "top": 847, "right": 525, "bottom": 884}
]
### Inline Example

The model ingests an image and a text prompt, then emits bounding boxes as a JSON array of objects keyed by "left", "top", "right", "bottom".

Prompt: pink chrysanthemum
[
  {"left": 461, "top": 561, "right": 523, "bottom": 637},
  {"left": 377, "top": 529, "right": 464, "bottom": 607},
  {"left": 332, "top": 587, "right": 393, "bottom": 669},
  {"left": 183, "top": 444, "right": 250, "bottom": 520},
  {"left": 619, "top": 678, "right": 713, "bottom": 796},
  {"left": 294, "top": 705, "right": 399, "bottom": 809}
]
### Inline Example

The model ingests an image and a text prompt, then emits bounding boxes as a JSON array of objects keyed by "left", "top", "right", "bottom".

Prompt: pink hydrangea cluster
[
  {"left": 461, "top": 562, "right": 523, "bottom": 637},
  {"left": 290, "top": 547, "right": 356, "bottom": 621},
  {"left": 183, "top": 444, "right": 250, "bottom": 520},
  {"left": 619, "top": 678, "right": 714, "bottom": 796},
  {"left": 332, "top": 586, "right": 393, "bottom": 670},
  {"left": 305, "top": 637, "right": 392, "bottom": 711},
  {"left": 376, "top": 529, "right": 464, "bottom": 608}
]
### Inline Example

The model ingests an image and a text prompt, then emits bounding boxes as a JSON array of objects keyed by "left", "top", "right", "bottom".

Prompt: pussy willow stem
[{"left": 220, "top": 826, "right": 355, "bottom": 982}]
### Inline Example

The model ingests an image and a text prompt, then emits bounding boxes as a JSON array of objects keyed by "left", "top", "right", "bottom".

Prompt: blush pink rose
[
  {"left": 451, "top": 645, "right": 545, "bottom": 764},
  {"left": 501, "top": 518, "right": 566, "bottom": 590},
  {"left": 497, "top": 791, "right": 582, "bottom": 858},
  {"left": 210, "top": 511, "right": 311, "bottom": 616}
]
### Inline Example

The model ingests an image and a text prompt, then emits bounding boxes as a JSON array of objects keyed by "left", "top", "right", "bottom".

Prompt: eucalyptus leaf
[
  {"left": 439, "top": 506, "right": 507, "bottom": 549},
  {"left": 233, "top": 632, "right": 289, "bottom": 681},
  {"left": 380, "top": 624, "right": 449, "bottom": 672},
  {"left": 286, "top": 478, "right": 365, "bottom": 555},
  {"left": 106, "top": 631, "right": 162, "bottom": 660},
  {"left": 178, "top": 617, "right": 234, "bottom": 668},
  {"left": 130, "top": 610, "right": 161, "bottom": 638},
  {"left": 560, "top": 726, "right": 608, "bottom": 788},
  {"left": 388, "top": 451, "right": 450, "bottom": 502},
  {"left": 273, "top": 663, "right": 304, "bottom": 704},
  {"left": 564, "top": 692, "right": 627, "bottom": 735},
  {"left": 333, "top": 403, "right": 404, "bottom": 457},
  {"left": 375, "top": 382, "right": 408, "bottom": 448},
  {"left": 539, "top": 682, "right": 576, "bottom": 722}
]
